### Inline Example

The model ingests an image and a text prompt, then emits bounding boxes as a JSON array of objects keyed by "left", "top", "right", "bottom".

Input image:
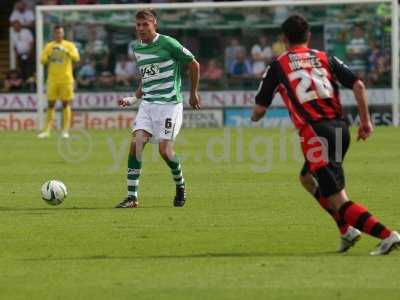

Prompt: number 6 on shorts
[{"left": 165, "top": 118, "right": 172, "bottom": 129}]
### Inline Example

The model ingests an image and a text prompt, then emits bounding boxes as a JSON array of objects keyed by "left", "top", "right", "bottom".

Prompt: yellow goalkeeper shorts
[{"left": 47, "top": 82, "right": 74, "bottom": 102}]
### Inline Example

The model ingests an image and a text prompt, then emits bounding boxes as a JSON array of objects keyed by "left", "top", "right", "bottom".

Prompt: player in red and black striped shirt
[{"left": 252, "top": 14, "right": 399, "bottom": 255}]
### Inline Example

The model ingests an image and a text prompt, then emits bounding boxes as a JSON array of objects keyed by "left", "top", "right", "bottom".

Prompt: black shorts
[{"left": 299, "top": 119, "right": 350, "bottom": 197}]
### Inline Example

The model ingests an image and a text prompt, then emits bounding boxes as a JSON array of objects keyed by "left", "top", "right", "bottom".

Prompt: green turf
[{"left": 0, "top": 127, "right": 399, "bottom": 300}]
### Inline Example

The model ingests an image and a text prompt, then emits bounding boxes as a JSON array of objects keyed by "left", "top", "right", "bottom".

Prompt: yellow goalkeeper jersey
[{"left": 40, "top": 40, "right": 80, "bottom": 84}]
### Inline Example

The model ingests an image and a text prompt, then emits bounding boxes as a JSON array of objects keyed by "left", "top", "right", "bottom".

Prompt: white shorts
[{"left": 133, "top": 101, "right": 183, "bottom": 141}]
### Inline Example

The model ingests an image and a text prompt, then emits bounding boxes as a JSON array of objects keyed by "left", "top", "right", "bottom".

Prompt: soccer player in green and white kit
[{"left": 116, "top": 9, "right": 200, "bottom": 208}]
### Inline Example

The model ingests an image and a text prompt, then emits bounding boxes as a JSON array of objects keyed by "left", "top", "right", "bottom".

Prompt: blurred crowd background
[{"left": 3, "top": 0, "right": 394, "bottom": 93}]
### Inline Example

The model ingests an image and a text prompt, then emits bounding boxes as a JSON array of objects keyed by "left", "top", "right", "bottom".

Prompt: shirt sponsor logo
[{"left": 140, "top": 64, "right": 160, "bottom": 79}]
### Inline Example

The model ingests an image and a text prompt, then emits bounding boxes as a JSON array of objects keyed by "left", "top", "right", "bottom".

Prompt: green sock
[
  {"left": 127, "top": 154, "right": 142, "bottom": 198},
  {"left": 166, "top": 155, "right": 185, "bottom": 187}
]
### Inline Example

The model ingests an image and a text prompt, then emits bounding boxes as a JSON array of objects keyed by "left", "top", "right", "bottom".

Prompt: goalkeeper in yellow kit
[{"left": 38, "top": 25, "right": 80, "bottom": 139}]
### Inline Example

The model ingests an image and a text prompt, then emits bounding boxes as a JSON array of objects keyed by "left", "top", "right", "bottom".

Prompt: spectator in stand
[
  {"left": 111, "top": 27, "right": 133, "bottom": 55},
  {"left": 96, "top": 55, "right": 113, "bottom": 74},
  {"left": 98, "top": 71, "right": 115, "bottom": 88},
  {"left": 77, "top": 58, "right": 97, "bottom": 89},
  {"left": 73, "top": 23, "right": 103, "bottom": 42},
  {"left": 11, "top": 21, "right": 34, "bottom": 80},
  {"left": 84, "top": 27, "right": 109, "bottom": 60},
  {"left": 2, "top": 70, "right": 24, "bottom": 92},
  {"left": 96, "top": 55, "right": 114, "bottom": 88},
  {"left": 368, "top": 44, "right": 390, "bottom": 86},
  {"left": 346, "top": 25, "right": 369, "bottom": 81},
  {"left": 229, "top": 49, "right": 252, "bottom": 78},
  {"left": 201, "top": 58, "right": 224, "bottom": 89},
  {"left": 368, "top": 43, "right": 383, "bottom": 71},
  {"left": 251, "top": 34, "right": 273, "bottom": 78},
  {"left": 224, "top": 37, "right": 246, "bottom": 72},
  {"left": 202, "top": 59, "right": 224, "bottom": 81},
  {"left": 272, "top": 34, "right": 286, "bottom": 58},
  {"left": 9, "top": 0, "right": 34, "bottom": 30},
  {"left": 114, "top": 55, "right": 138, "bottom": 86}
]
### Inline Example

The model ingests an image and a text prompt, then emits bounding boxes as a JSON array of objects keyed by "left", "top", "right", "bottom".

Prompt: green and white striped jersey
[{"left": 132, "top": 34, "right": 194, "bottom": 104}]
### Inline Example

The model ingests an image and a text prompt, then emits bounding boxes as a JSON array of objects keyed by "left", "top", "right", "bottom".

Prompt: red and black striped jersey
[{"left": 255, "top": 46, "right": 358, "bottom": 130}]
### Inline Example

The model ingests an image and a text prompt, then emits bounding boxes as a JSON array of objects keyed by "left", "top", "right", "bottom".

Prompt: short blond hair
[{"left": 136, "top": 9, "right": 157, "bottom": 21}]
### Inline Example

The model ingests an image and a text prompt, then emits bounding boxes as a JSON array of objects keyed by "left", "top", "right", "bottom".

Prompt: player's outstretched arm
[
  {"left": 353, "top": 80, "right": 373, "bottom": 141},
  {"left": 188, "top": 59, "right": 201, "bottom": 110},
  {"left": 251, "top": 105, "right": 267, "bottom": 122}
]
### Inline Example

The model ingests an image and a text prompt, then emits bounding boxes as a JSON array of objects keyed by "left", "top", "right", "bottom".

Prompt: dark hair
[
  {"left": 53, "top": 25, "right": 64, "bottom": 31},
  {"left": 281, "top": 14, "right": 309, "bottom": 45},
  {"left": 136, "top": 9, "right": 157, "bottom": 20}
]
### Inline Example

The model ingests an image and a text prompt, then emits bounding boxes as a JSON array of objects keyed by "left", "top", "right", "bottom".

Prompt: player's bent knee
[
  {"left": 61, "top": 101, "right": 70, "bottom": 108},
  {"left": 327, "top": 189, "right": 349, "bottom": 211},
  {"left": 133, "top": 131, "right": 150, "bottom": 146},
  {"left": 130, "top": 135, "right": 148, "bottom": 155},
  {"left": 134, "top": 130, "right": 151, "bottom": 140},
  {"left": 313, "top": 164, "right": 345, "bottom": 199}
]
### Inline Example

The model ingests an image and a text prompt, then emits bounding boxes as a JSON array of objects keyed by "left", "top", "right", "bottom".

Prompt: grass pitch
[{"left": 0, "top": 127, "right": 400, "bottom": 300}]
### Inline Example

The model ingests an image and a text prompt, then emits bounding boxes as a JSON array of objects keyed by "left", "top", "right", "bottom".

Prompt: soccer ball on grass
[{"left": 41, "top": 180, "right": 68, "bottom": 205}]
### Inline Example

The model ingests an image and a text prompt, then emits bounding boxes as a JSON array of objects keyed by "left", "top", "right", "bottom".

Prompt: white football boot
[
  {"left": 337, "top": 226, "right": 362, "bottom": 253},
  {"left": 61, "top": 131, "right": 70, "bottom": 139},
  {"left": 37, "top": 131, "right": 50, "bottom": 139},
  {"left": 370, "top": 231, "right": 400, "bottom": 256}
]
